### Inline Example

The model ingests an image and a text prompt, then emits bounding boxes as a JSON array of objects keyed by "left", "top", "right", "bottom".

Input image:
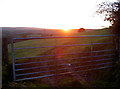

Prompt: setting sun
[{"left": 63, "top": 28, "right": 70, "bottom": 31}]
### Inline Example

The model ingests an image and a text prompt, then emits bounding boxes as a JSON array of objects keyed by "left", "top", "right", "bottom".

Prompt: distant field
[
  {"left": 8, "top": 29, "right": 113, "bottom": 59},
  {"left": 7, "top": 29, "right": 117, "bottom": 84}
]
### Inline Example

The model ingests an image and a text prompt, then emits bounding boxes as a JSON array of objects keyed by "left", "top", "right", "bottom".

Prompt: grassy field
[
  {"left": 8, "top": 29, "right": 113, "bottom": 59},
  {"left": 6, "top": 29, "right": 119, "bottom": 88}
]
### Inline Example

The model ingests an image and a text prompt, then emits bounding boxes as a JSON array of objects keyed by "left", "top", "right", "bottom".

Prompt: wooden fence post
[
  {"left": 118, "top": 29, "right": 120, "bottom": 61},
  {"left": 116, "top": 35, "right": 120, "bottom": 62},
  {"left": 2, "top": 37, "right": 13, "bottom": 84},
  {"left": 2, "top": 37, "right": 8, "bottom": 66}
]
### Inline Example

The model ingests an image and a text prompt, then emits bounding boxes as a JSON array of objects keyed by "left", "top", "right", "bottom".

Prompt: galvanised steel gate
[{"left": 10, "top": 35, "right": 119, "bottom": 82}]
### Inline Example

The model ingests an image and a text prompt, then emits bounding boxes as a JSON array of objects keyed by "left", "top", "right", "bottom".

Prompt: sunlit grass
[
  {"left": 8, "top": 29, "right": 112, "bottom": 61},
  {"left": 7, "top": 29, "right": 118, "bottom": 87}
]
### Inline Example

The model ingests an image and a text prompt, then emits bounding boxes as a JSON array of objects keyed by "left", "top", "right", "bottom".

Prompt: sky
[{"left": 0, "top": 0, "right": 117, "bottom": 29}]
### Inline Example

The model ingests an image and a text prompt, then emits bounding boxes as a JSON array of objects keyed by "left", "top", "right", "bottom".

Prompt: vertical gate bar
[
  {"left": 45, "top": 38, "right": 59, "bottom": 88},
  {"left": 51, "top": 38, "right": 60, "bottom": 88},
  {"left": 90, "top": 37, "right": 94, "bottom": 80},
  {"left": 90, "top": 37, "right": 93, "bottom": 57},
  {"left": 11, "top": 38, "right": 16, "bottom": 81},
  {"left": 117, "top": 34, "right": 120, "bottom": 61},
  {"left": 114, "top": 36, "right": 119, "bottom": 62},
  {"left": 117, "top": 35, "right": 119, "bottom": 61}
]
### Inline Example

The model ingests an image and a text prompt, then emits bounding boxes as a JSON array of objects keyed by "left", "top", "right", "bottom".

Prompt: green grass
[
  {"left": 8, "top": 29, "right": 112, "bottom": 59},
  {"left": 6, "top": 29, "right": 119, "bottom": 88}
]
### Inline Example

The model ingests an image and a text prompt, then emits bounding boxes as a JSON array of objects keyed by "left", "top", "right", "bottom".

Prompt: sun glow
[{"left": 63, "top": 28, "right": 70, "bottom": 31}]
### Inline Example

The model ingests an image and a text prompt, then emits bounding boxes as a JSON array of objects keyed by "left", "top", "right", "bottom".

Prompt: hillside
[
  {"left": 2, "top": 27, "right": 99, "bottom": 38},
  {"left": 6, "top": 29, "right": 119, "bottom": 88},
  {"left": 8, "top": 29, "right": 113, "bottom": 60}
]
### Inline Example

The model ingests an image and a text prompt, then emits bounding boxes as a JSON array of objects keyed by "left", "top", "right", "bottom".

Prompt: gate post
[
  {"left": 2, "top": 37, "right": 9, "bottom": 66},
  {"left": 118, "top": 28, "right": 120, "bottom": 61},
  {"left": 2, "top": 37, "right": 13, "bottom": 85},
  {"left": 11, "top": 38, "right": 16, "bottom": 81},
  {"left": 116, "top": 34, "right": 120, "bottom": 62}
]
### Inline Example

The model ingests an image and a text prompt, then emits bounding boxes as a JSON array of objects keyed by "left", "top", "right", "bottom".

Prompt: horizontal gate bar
[
  {"left": 15, "top": 63, "right": 67, "bottom": 71},
  {"left": 13, "top": 34, "right": 118, "bottom": 40},
  {"left": 71, "top": 58, "right": 113, "bottom": 65},
  {"left": 15, "top": 53, "right": 116, "bottom": 66},
  {"left": 15, "top": 65, "right": 113, "bottom": 81},
  {"left": 15, "top": 42, "right": 113, "bottom": 50},
  {"left": 73, "top": 62, "right": 113, "bottom": 69},
  {"left": 15, "top": 49, "right": 116, "bottom": 60},
  {"left": 15, "top": 56, "right": 113, "bottom": 66},
  {"left": 75, "top": 66, "right": 113, "bottom": 73},
  {"left": 16, "top": 58, "right": 113, "bottom": 76},
  {"left": 58, "top": 66, "right": 113, "bottom": 76},
  {"left": 16, "top": 67, "right": 67, "bottom": 76},
  {"left": 15, "top": 74, "right": 55, "bottom": 81},
  {"left": 15, "top": 58, "right": 113, "bottom": 72}
]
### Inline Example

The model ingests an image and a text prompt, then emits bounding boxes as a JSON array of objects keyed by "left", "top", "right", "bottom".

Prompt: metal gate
[{"left": 10, "top": 35, "right": 119, "bottom": 82}]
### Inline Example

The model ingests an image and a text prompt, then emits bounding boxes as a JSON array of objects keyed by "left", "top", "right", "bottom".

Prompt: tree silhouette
[
  {"left": 97, "top": 0, "right": 120, "bottom": 61},
  {"left": 97, "top": 1, "right": 120, "bottom": 85},
  {"left": 96, "top": 1, "right": 120, "bottom": 34},
  {"left": 78, "top": 28, "right": 85, "bottom": 32}
]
